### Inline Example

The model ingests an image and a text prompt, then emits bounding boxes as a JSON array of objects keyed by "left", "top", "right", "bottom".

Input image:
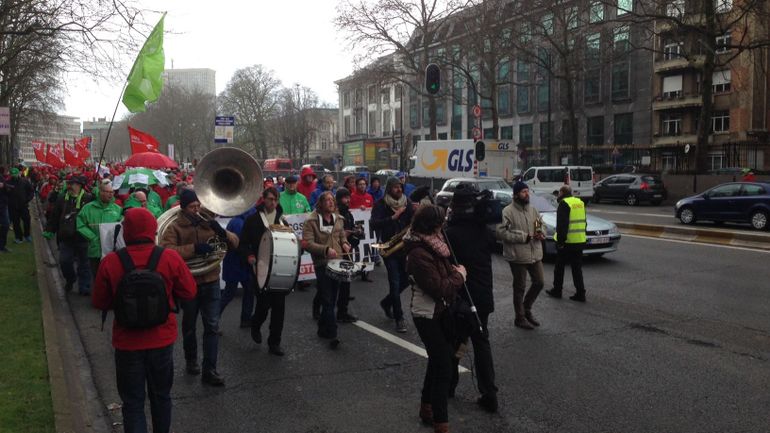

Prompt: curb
[
  {"left": 615, "top": 221, "right": 770, "bottom": 250},
  {"left": 32, "top": 206, "right": 112, "bottom": 433}
]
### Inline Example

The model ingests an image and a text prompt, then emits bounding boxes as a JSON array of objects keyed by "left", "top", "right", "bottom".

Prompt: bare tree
[
  {"left": 218, "top": 65, "right": 281, "bottom": 160},
  {"left": 271, "top": 85, "right": 321, "bottom": 163}
]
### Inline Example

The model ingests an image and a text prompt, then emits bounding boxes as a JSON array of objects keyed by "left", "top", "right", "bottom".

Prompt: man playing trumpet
[{"left": 160, "top": 189, "right": 238, "bottom": 386}]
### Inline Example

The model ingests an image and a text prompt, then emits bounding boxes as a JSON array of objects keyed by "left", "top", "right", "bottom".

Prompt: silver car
[{"left": 493, "top": 193, "right": 621, "bottom": 257}]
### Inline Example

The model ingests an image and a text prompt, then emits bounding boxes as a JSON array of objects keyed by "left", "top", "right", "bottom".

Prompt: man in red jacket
[
  {"left": 297, "top": 166, "right": 317, "bottom": 200},
  {"left": 92, "top": 207, "right": 196, "bottom": 433},
  {"left": 349, "top": 176, "right": 374, "bottom": 210}
]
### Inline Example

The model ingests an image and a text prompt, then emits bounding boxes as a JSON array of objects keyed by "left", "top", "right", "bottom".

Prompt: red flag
[
  {"left": 64, "top": 142, "right": 81, "bottom": 167},
  {"left": 128, "top": 126, "right": 160, "bottom": 154},
  {"left": 32, "top": 141, "right": 46, "bottom": 163},
  {"left": 75, "top": 137, "right": 91, "bottom": 160},
  {"left": 46, "top": 143, "right": 65, "bottom": 168}
]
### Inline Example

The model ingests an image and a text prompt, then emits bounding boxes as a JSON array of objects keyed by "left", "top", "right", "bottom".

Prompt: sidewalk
[{"left": 616, "top": 221, "right": 770, "bottom": 250}]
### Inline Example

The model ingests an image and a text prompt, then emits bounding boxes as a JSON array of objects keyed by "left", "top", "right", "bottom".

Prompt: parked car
[
  {"left": 263, "top": 158, "right": 293, "bottom": 173},
  {"left": 435, "top": 177, "right": 513, "bottom": 208},
  {"left": 593, "top": 174, "right": 667, "bottom": 206},
  {"left": 341, "top": 165, "right": 370, "bottom": 174},
  {"left": 521, "top": 166, "right": 595, "bottom": 200},
  {"left": 375, "top": 169, "right": 399, "bottom": 177},
  {"left": 675, "top": 182, "right": 770, "bottom": 230},
  {"left": 490, "top": 193, "right": 621, "bottom": 257}
]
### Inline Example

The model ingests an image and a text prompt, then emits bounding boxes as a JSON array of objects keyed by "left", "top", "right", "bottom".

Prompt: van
[
  {"left": 521, "top": 166, "right": 595, "bottom": 199},
  {"left": 263, "top": 158, "right": 293, "bottom": 173}
]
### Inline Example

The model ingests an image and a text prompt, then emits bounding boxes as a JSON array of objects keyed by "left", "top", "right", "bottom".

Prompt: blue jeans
[
  {"left": 59, "top": 240, "right": 91, "bottom": 294},
  {"left": 182, "top": 282, "right": 221, "bottom": 372},
  {"left": 315, "top": 266, "right": 340, "bottom": 339},
  {"left": 114, "top": 344, "right": 174, "bottom": 433},
  {"left": 382, "top": 255, "right": 409, "bottom": 321},
  {"left": 220, "top": 280, "right": 253, "bottom": 323}
]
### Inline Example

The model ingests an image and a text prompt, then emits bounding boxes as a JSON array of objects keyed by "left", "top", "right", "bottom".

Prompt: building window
[
  {"left": 343, "top": 92, "right": 351, "bottom": 109},
  {"left": 422, "top": 101, "right": 430, "bottom": 127},
  {"left": 368, "top": 85, "right": 377, "bottom": 104},
  {"left": 586, "top": 33, "right": 601, "bottom": 64},
  {"left": 567, "top": 6, "right": 579, "bottom": 29},
  {"left": 368, "top": 110, "right": 377, "bottom": 135},
  {"left": 519, "top": 124, "right": 533, "bottom": 146},
  {"left": 584, "top": 69, "right": 601, "bottom": 103},
  {"left": 666, "top": 0, "right": 684, "bottom": 18},
  {"left": 484, "top": 127, "right": 496, "bottom": 139},
  {"left": 344, "top": 115, "right": 351, "bottom": 136},
  {"left": 711, "top": 110, "right": 730, "bottom": 132},
  {"left": 321, "top": 138, "right": 329, "bottom": 150},
  {"left": 355, "top": 89, "right": 363, "bottom": 106},
  {"left": 394, "top": 107, "right": 402, "bottom": 132},
  {"left": 587, "top": 116, "right": 604, "bottom": 145},
  {"left": 708, "top": 152, "right": 724, "bottom": 170},
  {"left": 501, "top": 126, "right": 513, "bottom": 139},
  {"left": 394, "top": 85, "right": 402, "bottom": 101},
  {"left": 614, "top": 113, "right": 633, "bottom": 144},
  {"left": 517, "top": 86, "right": 530, "bottom": 113},
  {"left": 712, "top": 70, "right": 731, "bottom": 93},
  {"left": 561, "top": 120, "right": 572, "bottom": 145},
  {"left": 516, "top": 60, "right": 530, "bottom": 82},
  {"left": 662, "top": 114, "right": 682, "bottom": 136},
  {"left": 382, "top": 89, "right": 390, "bottom": 105},
  {"left": 617, "top": 0, "right": 632, "bottom": 15},
  {"left": 498, "top": 58, "right": 511, "bottom": 82},
  {"left": 663, "top": 41, "right": 683, "bottom": 59},
  {"left": 537, "top": 82, "right": 549, "bottom": 110},
  {"left": 716, "top": 33, "right": 732, "bottom": 53},
  {"left": 590, "top": 1, "right": 604, "bottom": 22},
  {"left": 614, "top": 26, "right": 630, "bottom": 53},
  {"left": 612, "top": 62, "right": 630, "bottom": 99},
  {"left": 383, "top": 110, "right": 391, "bottom": 135},
  {"left": 410, "top": 103, "right": 419, "bottom": 129},
  {"left": 436, "top": 99, "right": 447, "bottom": 126},
  {"left": 498, "top": 85, "right": 511, "bottom": 115},
  {"left": 662, "top": 75, "right": 683, "bottom": 98},
  {"left": 715, "top": 0, "right": 732, "bottom": 13},
  {"left": 542, "top": 13, "right": 554, "bottom": 35},
  {"left": 539, "top": 121, "right": 552, "bottom": 146},
  {"left": 520, "top": 22, "right": 532, "bottom": 43}
]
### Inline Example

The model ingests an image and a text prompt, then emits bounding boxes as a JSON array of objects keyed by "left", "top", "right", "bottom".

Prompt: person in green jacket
[
  {"left": 123, "top": 190, "right": 163, "bottom": 218},
  {"left": 279, "top": 175, "right": 311, "bottom": 215},
  {"left": 77, "top": 181, "right": 123, "bottom": 279},
  {"left": 164, "top": 182, "right": 188, "bottom": 211}
]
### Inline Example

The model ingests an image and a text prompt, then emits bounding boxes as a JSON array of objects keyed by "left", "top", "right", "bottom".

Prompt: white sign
[
  {"left": 153, "top": 170, "right": 169, "bottom": 186},
  {"left": 283, "top": 209, "right": 376, "bottom": 282},
  {"left": 167, "top": 143, "right": 175, "bottom": 160},
  {"left": 215, "top": 116, "right": 235, "bottom": 144},
  {"left": 99, "top": 222, "right": 126, "bottom": 258},
  {"left": 0, "top": 107, "right": 10, "bottom": 136},
  {"left": 128, "top": 173, "right": 149, "bottom": 185}
]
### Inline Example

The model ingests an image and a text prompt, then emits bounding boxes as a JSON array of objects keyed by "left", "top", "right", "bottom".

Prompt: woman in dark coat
[{"left": 404, "top": 205, "right": 466, "bottom": 433}]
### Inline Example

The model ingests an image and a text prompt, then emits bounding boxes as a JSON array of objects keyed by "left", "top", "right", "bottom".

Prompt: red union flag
[
  {"left": 75, "top": 137, "right": 91, "bottom": 160},
  {"left": 46, "top": 143, "right": 65, "bottom": 168},
  {"left": 128, "top": 126, "right": 160, "bottom": 154},
  {"left": 32, "top": 141, "right": 46, "bottom": 162},
  {"left": 63, "top": 142, "right": 81, "bottom": 167}
]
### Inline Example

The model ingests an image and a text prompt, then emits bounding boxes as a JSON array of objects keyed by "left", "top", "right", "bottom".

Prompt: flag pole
[{"left": 94, "top": 86, "right": 126, "bottom": 184}]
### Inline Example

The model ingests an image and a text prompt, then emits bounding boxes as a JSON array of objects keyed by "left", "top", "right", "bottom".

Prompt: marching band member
[
  {"left": 302, "top": 191, "right": 350, "bottom": 349},
  {"left": 238, "top": 187, "right": 289, "bottom": 356},
  {"left": 159, "top": 189, "right": 238, "bottom": 386}
]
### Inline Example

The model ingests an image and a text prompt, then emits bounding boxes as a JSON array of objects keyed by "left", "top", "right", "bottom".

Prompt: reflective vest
[{"left": 554, "top": 196, "right": 587, "bottom": 244}]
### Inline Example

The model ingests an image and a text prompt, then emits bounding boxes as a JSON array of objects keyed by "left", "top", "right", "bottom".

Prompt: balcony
[
  {"left": 654, "top": 55, "right": 705, "bottom": 73},
  {"left": 652, "top": 92, "right": 703, "bottom": 111},
  {"left": 652, "top": 132, "right": 697, "bottom": 147}
]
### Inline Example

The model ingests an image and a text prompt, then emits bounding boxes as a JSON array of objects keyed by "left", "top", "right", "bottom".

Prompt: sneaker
[
  {"left": 569, "top": 293, "right": 587, "bottom": 303},
  {"left": 251, "top": 327, "right": 262, "bottom": 344},
  {"left": 268, "top": 345, "right": 285, "bottom": 356},
  {"left": 525, "top": 311, "right": 540, "bottom": 327},
  {"left": 337, "top": 312, "right": 358, "bottom": 323},
  {"left": 545, "top": 289, "right": 562, "bottom": 299},
  {"left": 201, "top": 370, "right": 225, "bottom": 387},
  {"left": 379, "top": 299, "right": 393, "bottom": 319},
  {"left": 14, "top": 239, "right": 23, "bottom": 244},
  {"left": 186, "top": 359, "right": 201, "bottom": 376},
  {"left": 514, "top": 317, "right": 535, "bottom": 330},
  {"left": 329, "top": 339, "right": 340, "bottom": 350},
  {"left": 395, "top": 319, "right": 407, "bottom": 333}
]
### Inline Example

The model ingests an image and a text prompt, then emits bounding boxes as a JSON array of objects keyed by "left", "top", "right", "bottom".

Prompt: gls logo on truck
[{"left": 421, "top": 149, "right": 475, "bottom": 172}]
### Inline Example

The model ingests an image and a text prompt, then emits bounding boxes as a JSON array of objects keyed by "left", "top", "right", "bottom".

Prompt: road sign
[
  {"left": 0, "top": 107, "right": 10, "bottom": 136},
  {"left": 472, "top": 105, "right": 482, "bottom": 118},
  {"left": 215, "top": 116, "right": 235, "bottom": 144},
  {"left": 472, "top": 127, "right": 482, "bottom": 140}
]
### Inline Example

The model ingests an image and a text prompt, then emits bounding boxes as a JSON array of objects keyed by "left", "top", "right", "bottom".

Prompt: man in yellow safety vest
[{"left": 547, "top": 185, "right": 587, "bottom": 302}]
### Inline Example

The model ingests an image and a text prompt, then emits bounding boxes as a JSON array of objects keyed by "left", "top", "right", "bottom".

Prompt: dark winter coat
[
  {"left": 371, "top": 196, "right": 415, "bottom": 244},
  {"left": 404, "top": 232, "right": 465, "bottom": 319},
  {"left": 445, "top": 217, "right": 495, "bottom": 314},
  {"left": 46, "top": 189, "right": 94, "bottom": 243},
  {"left": 6, "top": 176, "right": 34, "bottom": 210},
  {"left": 222, "top": 206, "right": 257, "bottom": 283},
  {"left": 237, "top": 203, "right": 285, "bottom": 269}
]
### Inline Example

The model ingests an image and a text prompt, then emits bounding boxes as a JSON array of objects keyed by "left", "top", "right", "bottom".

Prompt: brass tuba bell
[{"left": 156, "top": 147, "right": 263, "bottom": 276}]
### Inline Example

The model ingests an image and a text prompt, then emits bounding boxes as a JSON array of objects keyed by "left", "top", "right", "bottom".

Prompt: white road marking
[
  {"left": 623, "top": 233, "right": 770, "bottom": 253},
  {"left": 591, "top": 209, "right": 673, "bottom": 218},
  {"left": 354, "top": 320, "right": 470, "bottom": 373}
]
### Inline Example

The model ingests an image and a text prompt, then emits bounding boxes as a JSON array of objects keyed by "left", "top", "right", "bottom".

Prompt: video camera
[{"left": 449, "top": 187, "right": 503, "bottom": 224}]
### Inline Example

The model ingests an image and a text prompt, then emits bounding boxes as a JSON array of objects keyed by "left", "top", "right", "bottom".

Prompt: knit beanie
[
  {"left": 179, "top": 189, "right": 199, "bottom": 209},
  {"left": 513, "top": 181, "right": 529, "bottom": 195},
  {"left": 385, "top": 176, "right": 401, "bottom": 191}
]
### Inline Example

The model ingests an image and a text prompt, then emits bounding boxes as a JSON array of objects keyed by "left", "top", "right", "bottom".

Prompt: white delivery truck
[{"left": 409, "top": 139, "right": 518, "bottom": 182}]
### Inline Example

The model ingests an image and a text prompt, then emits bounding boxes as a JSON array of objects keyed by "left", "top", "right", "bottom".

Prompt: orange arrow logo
[{"left": 421, "top": 149, "right": 448, "bottom": 172}]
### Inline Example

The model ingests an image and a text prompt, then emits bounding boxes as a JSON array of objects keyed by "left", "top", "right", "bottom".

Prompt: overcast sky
[{"left": 63, "top": 0, "right": 355, "bottom": 123}]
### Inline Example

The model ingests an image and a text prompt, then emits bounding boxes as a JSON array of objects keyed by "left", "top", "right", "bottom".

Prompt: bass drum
[{"left": 256, "top": 228, "right": 301, "bottom": 293}]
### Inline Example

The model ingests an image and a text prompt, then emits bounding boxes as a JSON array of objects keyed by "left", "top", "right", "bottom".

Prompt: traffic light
[
  {"left": 475, "top": 140, "right": 486, "bottom": 161},
  {"left": 425, "top": 63, "right": 441, "bottom": 95}
]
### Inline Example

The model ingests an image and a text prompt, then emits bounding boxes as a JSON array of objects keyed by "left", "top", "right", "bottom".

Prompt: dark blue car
[{"left": 675, "top": 182, "right": 770, "bottom": 230}]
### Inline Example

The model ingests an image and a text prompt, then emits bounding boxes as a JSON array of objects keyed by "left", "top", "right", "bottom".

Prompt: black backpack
[{"left": 112, "top": 246, "right": 174, "bottom": 329}]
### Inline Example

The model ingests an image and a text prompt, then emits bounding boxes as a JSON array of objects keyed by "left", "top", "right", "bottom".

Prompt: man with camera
[
  {"left": 496, "top": 181, "right": 546, "bottom": 330},
  {"left": 160, "top": 189, "right": 238, "bottom": 386}
]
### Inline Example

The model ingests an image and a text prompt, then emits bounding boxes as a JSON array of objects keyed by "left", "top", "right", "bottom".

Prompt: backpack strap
[
  {"left": 116, "top": 248, "right": 135, "bottom": 273},
  {"left": 146, "top": 246, "right": 164, "bottom": 271}
]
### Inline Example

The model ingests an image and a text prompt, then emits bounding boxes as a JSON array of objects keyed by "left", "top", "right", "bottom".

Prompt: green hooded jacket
[
  {"left": 123, "top": 195, "right": 163, "bottom": 218},
  {"left": 279, "top": 190, "right": 311, "bottom": 215},
  {"left": 76, "top": 198, "right": 123, "bottom": 258}
]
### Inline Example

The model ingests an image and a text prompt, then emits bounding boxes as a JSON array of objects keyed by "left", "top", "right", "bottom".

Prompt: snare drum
[
  {"left": 325, "top": 259, "right": 365, "bottom": 283},
  {"left": 256, "top": 228, "right": 301, "bottom": 293}
]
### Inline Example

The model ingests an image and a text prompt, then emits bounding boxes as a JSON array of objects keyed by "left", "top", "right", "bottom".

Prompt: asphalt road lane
[{"left": 68, "top": 235, "right": 770, "bottom": 432}]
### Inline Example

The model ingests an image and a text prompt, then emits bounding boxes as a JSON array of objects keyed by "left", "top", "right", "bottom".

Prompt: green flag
[{"left": 122, "top": 13, "right": 166, "bottom": 113}]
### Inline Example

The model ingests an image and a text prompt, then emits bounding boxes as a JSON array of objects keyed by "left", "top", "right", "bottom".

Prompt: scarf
[
  {"left": 384, "top": 193, "right": 407, "bottom": 212},
  {"left": 319, "top": 213, "right": 336, "bottom": 234},
  {"left": 414, "top": 232, "right": 450, "bottom": 258}
]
